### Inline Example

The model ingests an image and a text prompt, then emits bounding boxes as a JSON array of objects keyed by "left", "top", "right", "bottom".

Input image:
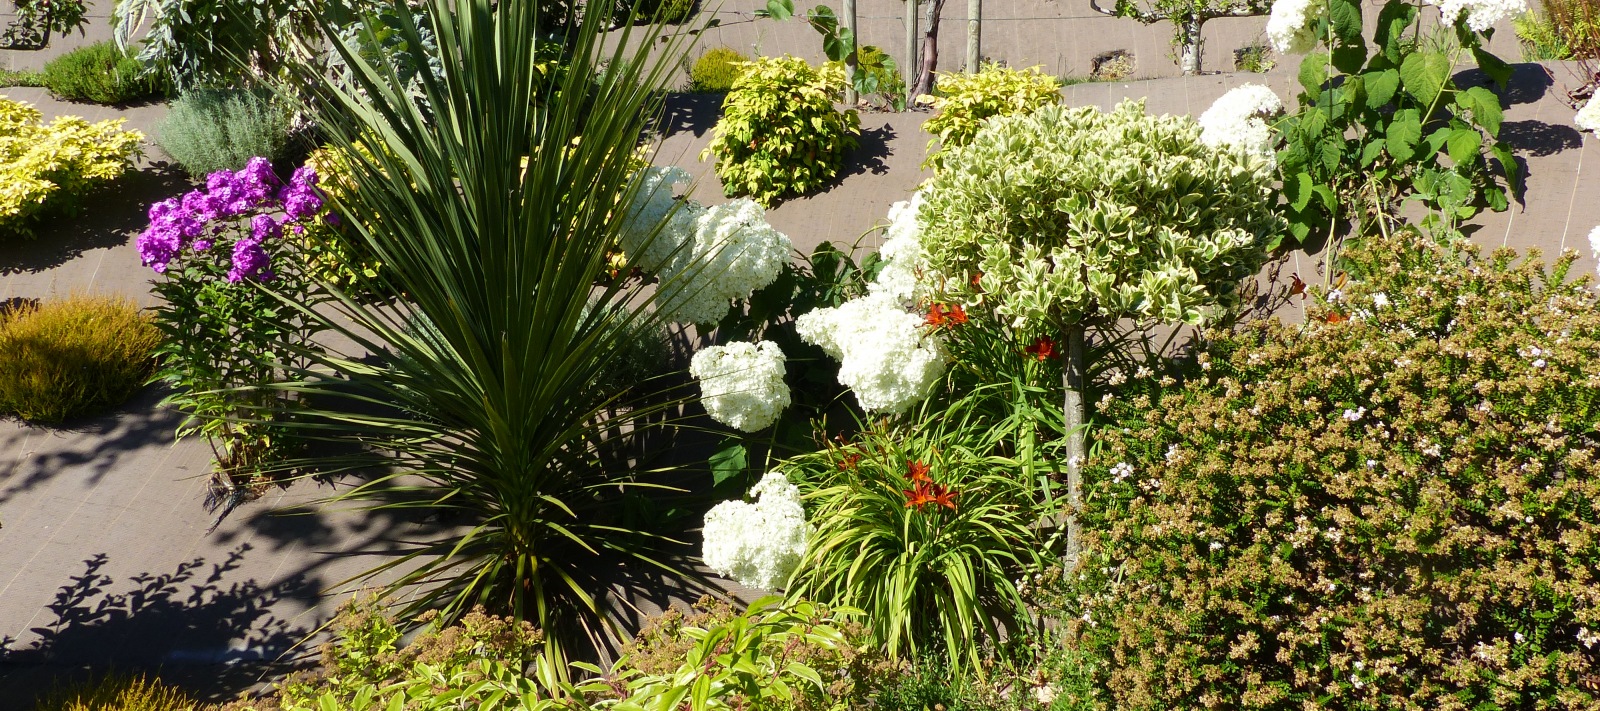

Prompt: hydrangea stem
[{"left": 1062, "top": 323, "right": 1086, "bottom": 572}]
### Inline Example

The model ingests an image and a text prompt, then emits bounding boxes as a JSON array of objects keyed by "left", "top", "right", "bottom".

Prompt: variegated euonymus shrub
[
  {"left": 702, "top": 56, "right": 860, "bottom": 205},
  {"left": 920, "top": 99, "right": 1282, "bottom": 337},
  {"left": 1070, "top": 233, "right": 1600, "bottom": 711},
  {"left": 919, "top": 63, "right": 1062, "bottom": 168}
]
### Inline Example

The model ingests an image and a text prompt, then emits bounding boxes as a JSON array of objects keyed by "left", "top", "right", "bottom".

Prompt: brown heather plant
[{"left": 1064, "top": 231, "right": 1600, "bottom": 711}]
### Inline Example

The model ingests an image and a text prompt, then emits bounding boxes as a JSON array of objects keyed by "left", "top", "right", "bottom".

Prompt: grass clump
[
  {"left": 155, "top": 89, "right": 292, "bottom": 177},
  {"left": 33, "top": 672, "right": 201, "bottom": 711},
  {"left": 0, "top": 296, "right": 161, "bottom": 424},
  {"left": 39, "top": 41, "right": 172, "bottom": 105}
]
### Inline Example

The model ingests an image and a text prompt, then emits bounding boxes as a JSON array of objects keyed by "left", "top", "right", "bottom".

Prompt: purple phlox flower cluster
[
  {"left": 137, "top": 157, "right": 306, "bottom": 279},
  {"left": 280, "top": 165, "right": 324, "bottom": 221}
]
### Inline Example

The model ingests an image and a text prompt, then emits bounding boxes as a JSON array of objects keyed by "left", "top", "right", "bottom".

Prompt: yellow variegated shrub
[{"left": 0, "top": 96, "right": 143, "bottom": 236}]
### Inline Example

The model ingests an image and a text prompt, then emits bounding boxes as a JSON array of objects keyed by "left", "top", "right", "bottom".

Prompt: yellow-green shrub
[
  {"left": 0, "top": 295, "right": 161, "bottom": 424},
  {"left": 689, "top": 46, "right": 748, "bottom": 93},
  {"left": 701, "top": 56, "right": 859, "bottom": 205},
  {"left": 299, "top": 144, "right": 385, "bottom": 296},
  {"left": 33, "top": 673, "right": 201, "bottom": 711},
  {"left": 0, "top": 96, "right": 144, "bottom": 236},
  {"left": 919, "top": 63, "right": 1060, "bottom": 168}
]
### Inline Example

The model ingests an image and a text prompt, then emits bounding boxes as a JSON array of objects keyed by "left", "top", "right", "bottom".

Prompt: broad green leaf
[
  {"left": 1286, "top": 171, "right": 1313, "bottom": 212},
  {"left": 1374, "top": 1, "right": 1418, "bottom": 62},
  {"left": 1360, "top": 138, "right": 1385, "bottom": 166},
  {"left": 763, "top": 0, "right": 794, "bottom": 21},
  {"left": 1329, "top": 0, "right": 1364, "bottom": 45},
  {"left": 1299, "top": 51, "right": 1330, "bottom": 96},
  {"left": 1400, "top": 51, "right": 1451, "bottom": 107},
  {"left": 1473, "top": 46, "right": 1513, "bottom": 88},
  {"left": 1365, "top": 69, "right": 1400, "bottom": 108},
  {"left": 1387, "top": 108, "right": 1421, "bottom": 162},
  {"left": 1332, "top": 46, "right": 1367, "bottom": 77},
  {"left": 710, "top": 440, "right": 749, "bottom": 488},
  {"left": 1447, "top": 128, "right": 1482, "bottom": 163},
  {"left": 1463, "top": 85, "right": 1503, "bottom": 136}
]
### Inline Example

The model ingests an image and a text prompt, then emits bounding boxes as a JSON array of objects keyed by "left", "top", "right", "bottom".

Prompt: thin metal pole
[
  {"left": 966, "top": 0, "right": 980, "bottom": 72},
  {"left": 844, "top": 0, "right": 859, "bottom": 104},
  {"left": 905, "top": 0, "right": 918, "bottom": 103}
]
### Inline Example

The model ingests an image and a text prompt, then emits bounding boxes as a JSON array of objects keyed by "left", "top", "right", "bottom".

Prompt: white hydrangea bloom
[
  {"left": 1425, "top": 0, "right": 1526, "bottom": 32},
  {"left": 1266, "top": 0, "right": 1321, "bottom": 55},
  {"left": 869, "top": 192, "right": 932, "bottom": 304},
  {"left": 701, "top": 471, "right": 809, "bottom": 590},
  {"left": 690, "top": 340, "right": 791, "bottom": 432},
  {"left": 1197, "top": 84, "right": 1284, "bottom": 160},
  {"left": 658, "top": 199, "right": 793, "bottom": 325},
  {"left": 1576, "top": 94, "right": 1600, "bottom": 134},
  {"left": 795, "top": 293, "right": 947, "bottom": 414},
  {"left": 620, "top": 166, "right": 697, "bottom": 271}
]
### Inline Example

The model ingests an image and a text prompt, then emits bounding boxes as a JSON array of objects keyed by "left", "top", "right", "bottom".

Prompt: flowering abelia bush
[
  {"left": 701, "top": 471, "right": 809, "bottom": 590},
  {"left": 1067, "top": 233, "right": 1600, "bottom": 710},
  {"left": 142, "top": 157, "right": 331, "bottom": 482},
  {"left": 1197, "top": 83, "right": 1283, "bottom": 160},
  {"left": 0, "top": 96, "right": 144, "bottom": 236},
  {"left": 689, "top": 340, "right": 791, "bottom": 432}
]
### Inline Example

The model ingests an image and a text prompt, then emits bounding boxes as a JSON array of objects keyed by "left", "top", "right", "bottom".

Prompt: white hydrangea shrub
[
  {"left": 1197, "top": 84, "right": 1284, "bottom": 160},
  {"left": 620, "top": 166, "right": 698, "bottom": 271},
  {"left": 690, "top": 340, "right": 791, "bottom": 432},
  {"left": 868, "top": 191, "right": 932, "bottom": 305},
  {"left": 701, "top": 471, "right": 809, "bottom": 590},
  {"left": 1266, "top": 0, "right": 1322, "bottom": 55},
  {"left": 1577, "top": 94, "right": 1600, "bottom": 134},
  {"left": 1425, "top": 0, "right": 1526, "bottom": 32},
  {"left": 795, "top": 293, "right": 947, "bottom": 414},
  {"left": 658, "top": 198, "right": 793, "bottom": 325}
]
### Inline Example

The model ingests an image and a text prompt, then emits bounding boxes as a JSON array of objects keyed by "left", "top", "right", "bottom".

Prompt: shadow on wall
[
  {"left": 655, "top": 92, "right": 725, "bottom": 139},
  {"left": 0, "top": 161, "right": 189, "bottom": 276},
  {"left": 0, "top": 545, "right": 317, "bottom": 703}
]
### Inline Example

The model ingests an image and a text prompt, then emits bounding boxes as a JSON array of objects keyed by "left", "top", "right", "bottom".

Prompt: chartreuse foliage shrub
[
  {"left": 299, "top": 143, "right": 386, "bottom": 296},
  {"left": 0, "top": 97, "right": 144, "bottom": 236},
  {"left": 155, "top": 89, "right": 292, "bottom": 177},
  {"left": 1066, "top": 232, "right": 1600, "bottom": 710},
  {"left": 688, "top": 46, "right": 748, "bottom": 92},
  {"left": 33, "top": 673, "right": 201, "bottom": 711},
  {"left": 702, "top": 56, "right": 860, "bottom": 205},
  {"left": 919, "top": 63, "right": 1061, "bottom": 168},
  {"left": 0, "top": 296, "right": 160, "bottom": 424},
  {"left": 39, "top": 41, "right": 172, "bottom": 105}
]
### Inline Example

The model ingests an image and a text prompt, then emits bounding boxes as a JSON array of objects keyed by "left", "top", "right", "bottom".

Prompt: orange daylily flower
[{"left": 1025, "top": 337, "right": 1057, "bottom": 361}]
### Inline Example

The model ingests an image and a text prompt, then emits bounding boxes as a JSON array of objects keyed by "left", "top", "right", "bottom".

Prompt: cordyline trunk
[
  {"left": 911, "top": 0, "right": 948, "bottom": 97},
  {"left": 1062, "top": 324, "right": 1087, "bottom": 572}
]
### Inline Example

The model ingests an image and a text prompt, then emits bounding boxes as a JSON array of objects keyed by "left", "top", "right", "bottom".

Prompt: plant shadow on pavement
[{"left": 0, "top": 161, "right": 190, "bottom": 276}]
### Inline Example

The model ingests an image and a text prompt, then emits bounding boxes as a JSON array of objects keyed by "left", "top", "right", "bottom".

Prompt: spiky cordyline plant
[{"left": 256, "top": 0, "right": 705, "bottom": 667}]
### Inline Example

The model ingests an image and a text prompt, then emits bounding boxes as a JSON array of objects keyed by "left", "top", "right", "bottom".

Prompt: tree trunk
[
  {"left": 1062, "top": 324, "right": 1087, "bottom": 573},
  {"left": 965, "top": 0, "right": 980, "bottom": 72},
  {"left": 1179, "top": 14, "right": 1204, "bottom": 75},
  {"left": 905, "top": 0, "right": 919, "bottom": 105},
  {"left": 843, "top": 0, "right": 858, "bottom": 105},
  {"left": 911, "top": 0, "right": 947, "bottom": 97}
]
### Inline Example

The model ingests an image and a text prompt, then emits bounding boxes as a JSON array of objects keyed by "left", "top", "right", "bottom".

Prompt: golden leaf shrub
[{"left": 0, "top": 96, "right": 143, "bottom": 235}]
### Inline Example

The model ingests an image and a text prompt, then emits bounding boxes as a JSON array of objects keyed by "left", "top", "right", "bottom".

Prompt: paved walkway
[{"left": 1, "top": 52, "right": 1597, "bottom": 706}]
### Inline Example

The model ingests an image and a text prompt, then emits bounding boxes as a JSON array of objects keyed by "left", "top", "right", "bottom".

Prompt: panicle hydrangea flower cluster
[
  {"left": 796, "top": 292, "right": 947, "bottom": 414},
  {"left": 868, "top": 191, "right": 933, "bottom": 304},
  {"left": 1266, "top": 0, "right": 1322, "bottom": 55},
  {"left": 1576, "top": 94, "right": 1600, "bottom": 134},
  {"left": 690, "top": 340, "right": 791, "bottom": 432},
  {"left": 701, "top": 471, "right": 809, "bottom": 590},
  {"left": 1425, "top": 0, "right": 1526, "bottom": 32},
  {"left": 656, "top": 198, "right": 793, "bottom": 326},
  {"left": 1197, "top": 84, "right": 1284, "bottom": 160},
  {"left": 619, "top": 166, "right": 697, "bottom": 271},
  {"left": 137, "top": 157, "right": 323, "bottom": 283}
]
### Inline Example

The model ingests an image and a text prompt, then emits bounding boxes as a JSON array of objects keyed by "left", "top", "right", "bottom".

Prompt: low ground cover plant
[
  {"left": 0, "top": 295, "right": 160, "bottom": 424},
  {"left": 0, "top": 96, "right": 144, "bottom": 236},
  {"left": 703, "top": 55, "right": 859, "bottom": 205},
  {"left": 38, "top": 41, "right": 172, "bottom": 105},
  {"left": 156, "top": 89, "right": 293, "bottom": 177},
  {"left": 33, "top": 673, "right": 201, "bottom": 711},
  {"left": 1066, "top": 232, "right": 1600, "bottom": 710},
  {"left": 688, "top": 46, "right": 748, "bottom": 93}
]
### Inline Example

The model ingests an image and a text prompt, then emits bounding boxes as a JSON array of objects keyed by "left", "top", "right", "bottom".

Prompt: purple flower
[
  {"left": 192, "top": 239, "right": 213, "bottom": 252},
  {"left": 290, "top": 165, "right": 319, "bottom": 188},
  {"left": 227, "top": 236, "right": 272, "bottom": 282},
  {"left": 180, "top": 189, "right": 219, "bottom": 226},
  {"left": 250, "top": 214, "right": 284, "bottom": 240},
  {"left": 147, "top": 197, "right": 179, "bottom": 223},
  {"left": 205, "top": 170, "right": 234, "bottom": 192},
  {"left": 282, "top": 189, "right": 323, "bottom": 221},
  {"left": 137, "top": 224, "right": 183, "bottom": 272}
]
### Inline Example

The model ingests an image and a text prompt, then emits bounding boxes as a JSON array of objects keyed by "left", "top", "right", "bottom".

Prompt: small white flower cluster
[
  {"left": 620, "top": 166, "right": 696, "bottom": 271},
  {"left": 1266, "top": 0, "right": 1322, "bottom": 55},
  {"left": 1579, "top": 626, "right": 1600, "bottom": 649},
  {"left": 657, "top": 199, "right": 793, "bottom": 325},
  {"left": 690, "top": 340, "right": 791, "bottom": 432},
  {"left": 1588, "top": 225, "right": 1600, "bottom": 264},
  {"left": 1577, "top": 95, "right": 1600, "bottom": 133},
  {"left": 1342, "top": 406, "right": 1366, "bottom": 422},
  {"left": 1197, "top": 84, "right": 1284, "bottom": 160},
  {"left": 1110, "top": 461, "right": 1135, "bottom": 483},
  {"left": 869, "top": 192, "right": 932, "bottom": 304},
  {"left": 796, "top": 293, "right": 947, "bottom": 414},
  {"left": 1425, "top": 0, "right": 1526, "bottom": 32},
  {"left": 701, "top": 471, "right": 809, "bottom": 590}
]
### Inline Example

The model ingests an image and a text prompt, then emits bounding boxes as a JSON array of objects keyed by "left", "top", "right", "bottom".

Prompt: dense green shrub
[
  {"left": 702, "top": 56, "right": 859, "bottom": 205},
  {"left": 1067, "top": 233, "right": 1600, "bottom": 710},
  {"left": 0, "top": 97, "right": 144, "bottom": 236},
  {"left": 688, "top": 46, "right": 748, "bottom": 92},
  {"left": 633, "top": 0, "right": 694, "bottom": 24},
  {"left": 155, "top": 89, "right": 292, "bottom": 177},
  {"left": 0, "top": 296, "right": 160, "bottom": 424},
  {"left": 33, "top": 673, "right": 200, "bottom": 711},
  {"left": 39, "top": 41, "right": 171, "bottom": 105},
  {"left": 919, "top": 63, "right": 1061, "bottom": 168}
]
